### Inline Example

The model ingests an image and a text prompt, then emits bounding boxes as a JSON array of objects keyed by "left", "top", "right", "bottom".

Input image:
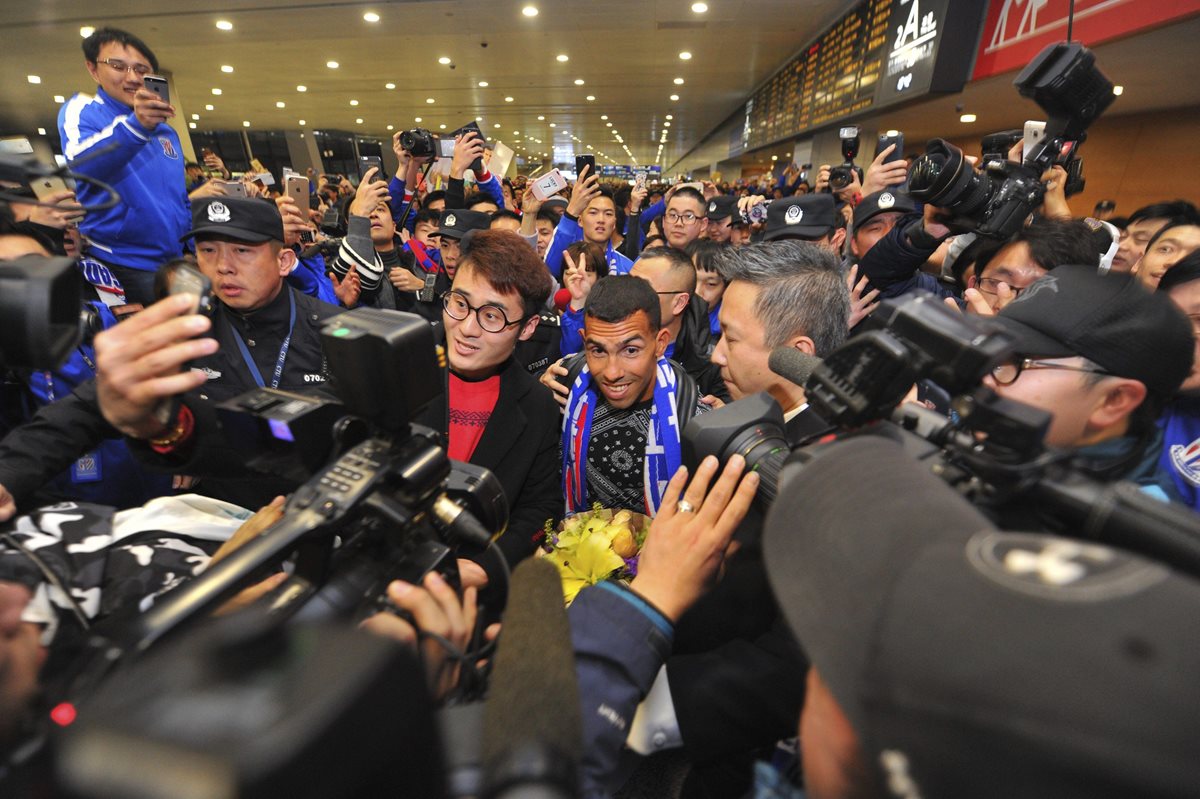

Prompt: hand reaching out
[{"left": 846, "top": 264, "right": 880, "bottom": 328}]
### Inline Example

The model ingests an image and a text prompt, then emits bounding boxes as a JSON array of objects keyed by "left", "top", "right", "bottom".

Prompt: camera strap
[{"left": 229, "top": 290, "right": 296, "bottom": 390}]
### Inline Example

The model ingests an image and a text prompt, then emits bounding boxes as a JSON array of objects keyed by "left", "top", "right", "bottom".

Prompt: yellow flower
[{"left": 547, "top": 528, "right": 626, "bottom": 605}]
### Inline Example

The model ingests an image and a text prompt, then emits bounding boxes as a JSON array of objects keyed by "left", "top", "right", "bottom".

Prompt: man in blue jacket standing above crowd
[{"left": 58, "top": 27, "right": 190, "bottom": 306}]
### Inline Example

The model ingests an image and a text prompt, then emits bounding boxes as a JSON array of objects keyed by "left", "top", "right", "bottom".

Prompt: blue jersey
[{"left": 58, "top": 87, "right": 191, "bottom": 272}]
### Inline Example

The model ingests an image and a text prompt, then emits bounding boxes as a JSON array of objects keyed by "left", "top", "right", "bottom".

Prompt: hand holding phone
[
  {"left": 168, "top": 262, "right": 214, "bottom": 316},
  {"left": 575, "top": 155, "right": 596, "bottom": 180},
  {"left": 358, "top": 155, "right": 385, "bottom": 184},
  {"left": 133, "top": 83, "right": 174, "bottom": 130}
]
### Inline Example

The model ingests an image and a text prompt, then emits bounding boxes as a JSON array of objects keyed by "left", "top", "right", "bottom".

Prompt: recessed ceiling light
[
  {"left": 387, "top": 125, "right": 394, "bottom": 130},
  {"left": 600, "top": 115, "right": 608, "bottom": 120},
  {"left": 537, "top": 115, "right": 545, "bottom": 120},
  {"left": 191, "top": 113, "right": 200, "bottom": 120},
  {"left": 679, "top": 51, "right": 692, "bottom": 60},
  {"left": 574, "top": 79, "right": 585, "bottom": 86},
  {"left": 221, "top": 65, "right": 234, "bottom": 73},
  {"left": 1113, "top": 85, "right": 1124, "bottom": 95},
  {"left": 692, "top": 2, "right": 708, "bottom": 12},
  {"left": 350, "top": 99, "right": 359, "bottom": 106},
  {"left": 522, "top": 5, "right": 539, "bottom": 16},
  {"left": 586, "top": 95, "right": 596, "bottom": 101},
  {"left": 664, "top": 121, "right": 671, "bottom": 126},
  {"left": 439, "top": 124, "right": 447, "bottom": 130},
  {"left": 476, "top": 116, "right": 484, "bottom": 121},
  {"left": 426, "top": 97, "right": 435, "bottom": 104},
  {"left": 243, "top": 120, "right": 251, "bottom": 127},
  {"left": 326, "top": 61, "right": 339, "bottom": 69},
  {"left": 478, "top": 81, "right": 489, "bottom": 87},
  {"left": 513, "top": 131, "right": 520, "bottom": 135},
  {"left": 415, "top": 117, "right": 422, "bottom": 122},
  {"left": 606, "top": 122, "right": 612, "bottom": 127},
  {"left": 205, "top": 104, "right": 214, "bottom": 110},
  {"left": 53, "top": 95, "right": 65, "bottom": 103},
  {"left": 674, "top": 77, "right": 685, "bottom": 85},
  {"left": 670, "top": 94, "right": 679, "bottom": 101},
  {"left": 556, "top": 54, "right": 569, "bottom": 62},
  {"left": 80, "top": 26, "right": 95, "bottom": 38},
  {"left": 494, "top": 123, "right": 502, "bottom": 128},
  {"left": 549, "top": 123, "right": 557, "bottom": 127},
  {"left": 26, "top": 75, "right": 40, "bottom": 84},
  {"left": 215, "top": 20, "right": 233, "bottom": 30},
  {"left": 212, "top": 88, "right": 222, "bottom": 95},
  {"left": 772, "top": 155, "right": 778, "bottom": 161},
  {"left": 356, "top": 118, "right": 364, "bottom": 124},
  {"left": 505, "top": 96, "right": 514, "bottom": 102},
  {"left": 296, "top": 85, "right": 307, "bottom": 92},
  {"left": 665, "top": 114, "right": 673, "bottom": 120},
  {"left": 276, "top": 101, "right": 285, "bottom": 108},
  {"left": 385, "top": 82, "right": 396, "bottom": 89},
  {"left": 363, "top": 11, "right": 380, "bottom": 22},
  {"left": 438, "top": 57, "right": 452, "bottom": 65},
  {"left": 960, "top": 113, "right": 977, "bottom": 123},
  {"left": 299, "top": 119, "right": 306, "bottom": 125}
]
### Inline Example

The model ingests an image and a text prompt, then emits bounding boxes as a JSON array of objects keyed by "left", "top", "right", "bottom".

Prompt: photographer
[
  {"left": 445, "top": 130, "right": 505, "bottom": 212},
  {"left": 59, "top": 28, "right": 190, "bottom": 306},
  {"left": 326, "top": 168, "right": 406, "bottom": 310}
]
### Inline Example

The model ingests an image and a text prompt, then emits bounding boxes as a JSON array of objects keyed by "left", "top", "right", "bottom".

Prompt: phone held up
[
  {"left": 169, "top": 262, "right": 214, "bottom": 317},
  {"left": 575, "top": 154, "right": 596, "bottom": 180},
  {"left": 142, "top": 75, "right": 170, "bottom": 104}
]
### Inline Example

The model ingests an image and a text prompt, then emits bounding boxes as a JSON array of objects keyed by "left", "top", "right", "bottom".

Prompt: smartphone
[
  {"left": 876, "top": 133, "right": 904, "bottom": 162},
  {"left": 1022, "top": 120, "right": 1047, "bottom": 162},
  {"left": 221, "top": 180, "right": 248, "bottom": 198},
  {"left": 358, "top": 155, "right": 385, "bottom": 183},
  {"left": 634, "top": 171, "right": 647, "bottom": 192},
  {"left": 143, "top": 75, "right": 170, "bottom": 104},
  {"left": 169, "top": 262, "right": 214, "bottom": 316},
  {"left": 531, "top": 168, "right": 569, "bottom": 202},
  {"left": 285, "top": 174, "right": 314, "bottom": 243},
  {"left": 30, "top": 175, "right": 71, "bottom": 202},
  {"left": 457, "top": 121, "right": 486, "bottom": 173},
  {"left": 575, "top": 154, "right": 596, "bottom": 179}
]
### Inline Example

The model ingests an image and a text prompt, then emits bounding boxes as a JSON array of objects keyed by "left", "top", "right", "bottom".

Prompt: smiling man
[
  {"left": 562, "top": 276, "right": 706, "bottom": 516},
  {"left": 59, "top": 27, "right": 190, "bottom": 306}
]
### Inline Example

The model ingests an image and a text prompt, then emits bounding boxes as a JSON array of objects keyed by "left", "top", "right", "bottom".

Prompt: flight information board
[{"left": 734, "top": 0, "right": 985, "bottom": 155}]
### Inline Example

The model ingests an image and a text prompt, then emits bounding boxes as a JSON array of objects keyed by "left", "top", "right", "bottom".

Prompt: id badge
[{"left": 71, "top": 450, "right": 102, "bottom": 483}]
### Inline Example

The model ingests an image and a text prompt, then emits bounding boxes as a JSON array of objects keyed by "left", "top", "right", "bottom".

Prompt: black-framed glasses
[
  {"left": 442, "top": 290, "right": 525, "bottom": 333},
  {"left": 990, "top": 358, "right": 1113, "bottom": 386},
  {"left": 665, "top": 211, "right": 700, "bottom": 225},
  {"left": 975, "top": 277, "right": 1026, "bottom": 298},
  {"left": 96, "top": 58, "right": 153, "bottom": 77}
]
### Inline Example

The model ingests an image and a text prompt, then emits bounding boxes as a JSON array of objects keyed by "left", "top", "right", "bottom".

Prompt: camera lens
[
  {"left": 907, "top": 139, "right": 993, "bottom": 218},
  {"left": 829, "top": 166, "right": 853, "bottom": 191}
]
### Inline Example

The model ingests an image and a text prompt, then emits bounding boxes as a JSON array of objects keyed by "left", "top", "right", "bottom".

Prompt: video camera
[
  {"left": 906, "top": 42, "right": 1115, "bottom": 238},
  {"left": 684, "top": 292, "right": 1200, "bottom": 580},
  {"left": 0, "top": 255, "right": 87, "bottom": 370}
]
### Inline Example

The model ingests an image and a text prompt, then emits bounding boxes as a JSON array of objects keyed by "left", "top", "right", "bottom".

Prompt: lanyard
[
  {"left": 229, "top": 289, "right": 296, "bottom": 389},
  {"left": 41, "top": 348, "right": 98, "bottom": 403}
]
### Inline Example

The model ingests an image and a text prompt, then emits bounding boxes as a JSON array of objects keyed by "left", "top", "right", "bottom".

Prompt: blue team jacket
[
  {"left": 58, "top": 87, "right": 191, "bottom": 272},
  {"left": 544, "top": 215, "right": 633, "bottom": 280}
]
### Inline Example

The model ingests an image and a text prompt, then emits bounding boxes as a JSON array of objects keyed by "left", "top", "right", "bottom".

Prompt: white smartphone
[
  {"left": 531, "top": 168, "right": 569, "bottom": 202},
  {"left": 1022, "top": 120, "right": 1047, "bottom": 161}
]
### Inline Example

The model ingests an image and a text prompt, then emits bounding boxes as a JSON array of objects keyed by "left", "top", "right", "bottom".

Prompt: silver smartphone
[{"left": 143, "top": 75, "right": 170, "bottom": 104}]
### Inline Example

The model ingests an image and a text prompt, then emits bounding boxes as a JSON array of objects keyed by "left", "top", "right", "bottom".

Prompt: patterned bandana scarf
[{"left": 562, "top": 358, "right": 682, "bottom": 516}]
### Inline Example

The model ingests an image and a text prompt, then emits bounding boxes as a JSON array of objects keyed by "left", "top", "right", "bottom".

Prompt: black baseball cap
[
  {"left": 991, "top": 264, "right": 1193, "bottom": 399},
  {"left": 182, "top": 197, "right": 284, "bottom": 244},
  {"left": 766, "top": 436, "right": 1200, "bottom": 799},
  {"left": 852, "top": 189, "right": 916, "bottom": 229},
  {"left": 433, "top": 209, "right": 491, "bottom": 241},
  {"left": 762, "top": 194, "right": 837, "bottom": 242},
  {"left": 706, "top": 195, "right": 738, "bottom": 221}
]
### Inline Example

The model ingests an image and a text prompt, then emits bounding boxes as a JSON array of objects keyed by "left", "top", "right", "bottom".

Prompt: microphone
[
  {"left": 481, "top": 559, "right": 581, "bottom": 799},
  {"left": 768, "top": 347, "right": 822, "bottom": 387}
]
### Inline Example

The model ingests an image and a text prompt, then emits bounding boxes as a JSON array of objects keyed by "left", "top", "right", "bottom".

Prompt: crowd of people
[{"left": 1, "top": 24, "right": 1199, "bottom": 798}]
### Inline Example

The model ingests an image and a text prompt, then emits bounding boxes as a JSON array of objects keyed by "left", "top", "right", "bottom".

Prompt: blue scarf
[
  {"left": 1158, "top": 399, "right": 1200, "bottom": 510},
  {"left": 562, "top": 358, "right": 682, "bottom": 515}
]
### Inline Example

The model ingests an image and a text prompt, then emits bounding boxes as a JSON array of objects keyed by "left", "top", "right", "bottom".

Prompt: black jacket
[
  {"left": 415, "top": 357, "right": 563, "bottom": 569},
  {"left": 673, "top": 296, "right": 730, "bottom": 402}
]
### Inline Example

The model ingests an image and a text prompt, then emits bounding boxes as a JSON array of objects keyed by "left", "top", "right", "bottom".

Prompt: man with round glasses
[
  {"left": 59, "top": 27, "right": 190, "bottom": 306},
  {"left": 418, "top": 229, "right": 563, "bottom": 567},
  {"left": 984, "top": 265, "right": 1192, "bottom": 483}
]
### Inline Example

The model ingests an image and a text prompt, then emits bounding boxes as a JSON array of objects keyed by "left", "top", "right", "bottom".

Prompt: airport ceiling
[{"left": 0, "top": 0, "right": 857, "bottom": 168}]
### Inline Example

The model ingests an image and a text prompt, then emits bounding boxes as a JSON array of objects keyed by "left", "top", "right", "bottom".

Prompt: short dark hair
[
  {"left": 585, "top": 275, "right": 661, "bottom": 331},
  {"left": 686, "top": 239, "right": 726, "bottom": 276},
  {"left": 414, "top": 208, "right": 440, "bottom": 227},
  {"left": 423, "top": 190, "right": 446, "bottom": 208},
  {"left": 490, "top": 209, "right": 522, "bottom": 225},
  {"left": 1128, "top": 200, "right": 1200, "bottom": 226},
  {"left": 1157, "top": 249, "right": 1200, "bottom": 293},
  {"left": 82, "top": 27, "right": 159, "bottom": 73},
  {"left": 456, "top": 229, "right": 551, "bottom": 316},
  {"left": 465, "top": 192, "right": 499, "bottom": 212},
  {"left": 990, "top": 218, "right": 1098, "bottom": 273},
  {"left": 564, "top": 241, "right": 608, "bottom": 278},
  {"left": 535, "top": 208, "right": 559, "bottom": 227},
  {"left": 1145, "top": 217, "right": 1200, "bottom": 254},
  {"left": 716, "top": 241, "right": 848, "bottom": 356},
  {"left": 637, "top": 245, "right": 696, "bottom": 293},
  {"left": 668, "top": 187, "right": 706, "bottom": 210}
]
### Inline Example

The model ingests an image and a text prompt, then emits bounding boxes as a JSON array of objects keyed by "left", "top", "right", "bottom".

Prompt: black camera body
[
  {"left": 827, "top": 126, "right": 861, "bottom": 192},
  {"left": 399, "top": 127, "right": 437, "bottom": 159},
  {"left": 907, "top": 42, "right": 1115, "bottom": 237},
  {"left": 0, "top": 255, "right": 86, "bottom": 370}
]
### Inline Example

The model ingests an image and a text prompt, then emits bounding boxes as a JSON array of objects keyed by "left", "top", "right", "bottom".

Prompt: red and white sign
[{"left": 973, "top": 0, "right": 1200, "bottom": 79}]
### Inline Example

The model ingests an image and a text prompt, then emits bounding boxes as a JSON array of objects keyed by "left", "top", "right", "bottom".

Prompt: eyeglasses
[
  {"left": 975, "top": 277, "right": 1026, "bottom": 298},
  {"left": 96, "top": 58, "right": 153, "bottom": 77},
  {"left": 990, "top": 358, "right": 1113, "bottom": 386},
  {"left": 442, "top": 290, "right": 525, "bottom": 333},
  {"left": 665, "top": 211, "right": 700, "bottom": 225}
]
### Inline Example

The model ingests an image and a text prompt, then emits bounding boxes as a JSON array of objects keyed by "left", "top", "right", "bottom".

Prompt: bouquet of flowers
[{"left": 542, "top": 505, "right": 649, "bottom": 605}]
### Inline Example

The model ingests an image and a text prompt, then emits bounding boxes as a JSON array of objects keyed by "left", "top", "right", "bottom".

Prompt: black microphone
[
  {"left": 481, "top": 559, "right": 581, "bottom": 799},
  {"left": 768, "top": 347, "right": 822, "bottom": 387}
]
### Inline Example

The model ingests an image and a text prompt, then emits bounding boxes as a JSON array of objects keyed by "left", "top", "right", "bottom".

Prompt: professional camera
[
  {"left": 906, "top": 42, "right": 1115, "bottom": 238},
  {"left": 400, "top": 127, "right": 437, "bottom": 159},
  {"left": 739, "top": 199, "right": 772, "bottom": 225},
  {"left": 0, "top": 254, "right": 87, "bottom": 370},
  {"left": 683, "top": 292, "right": 1200, "bottom": 579},
  {"left": 980, "top": 129, "right": 1023, "bottom": 171},
  {"left": 827, "top": 125, "right": 861, "bottom": 192}
]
